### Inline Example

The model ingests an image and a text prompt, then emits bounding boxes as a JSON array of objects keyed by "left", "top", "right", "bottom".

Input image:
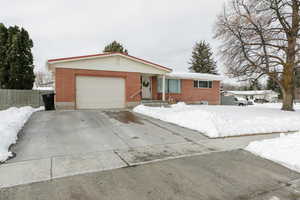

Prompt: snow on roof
[
  {"left": 226, "top": 90, "right": 278, "bottom": 95},
  {"left": 32, "top": 86, "right": 54, "bottom": 91},
  {"left": 166, "top": 72, "right": 224, "bottom": 81}
]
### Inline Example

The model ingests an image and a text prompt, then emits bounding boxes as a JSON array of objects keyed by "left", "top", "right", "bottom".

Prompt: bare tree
[
  {"left": 214, "top": 0, "right": 300, "bottom": 111},
  {"left": 35, "top": 71, "right": 53, "bottom": 88}
]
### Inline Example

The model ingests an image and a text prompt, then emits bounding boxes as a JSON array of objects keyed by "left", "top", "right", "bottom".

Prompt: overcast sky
[{"left": 2, "top": 0, "right": 225, "bottom": 73}]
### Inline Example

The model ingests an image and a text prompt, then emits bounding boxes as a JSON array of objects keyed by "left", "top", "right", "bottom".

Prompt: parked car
[
  {"left": 234, "top": 97, "right": 248, "bottom": 106},
  {"left": 254, "top": 99, "right": 269, "bottom": 103},
  {"left": 221, "top": 96, "right": 250, "bottom": 106},
  {"left": 247, "top": 99, "right": 255, "bottom": 105}
]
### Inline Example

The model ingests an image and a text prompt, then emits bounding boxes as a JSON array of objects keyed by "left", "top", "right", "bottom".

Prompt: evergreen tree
[
  {"left": 267, "top": 76, "right": 282, "bottom": 98},
  {"left": 267, "top": 77, "right": 278, "bottom": 91},
  {"left": 249, "top": 80, "right": 262, "bottom": 90},
  {"left": 0, "top": 24, "right": 35, "bottom": 89},
  {"left": 0, "top": 23, "right": 9, "bottom": 88},
  {"left": 103, "top": 41, "right": 128, "bottom": 54},
  {"left": 188, "top": 41, "right": 218, "bottom": 74}
]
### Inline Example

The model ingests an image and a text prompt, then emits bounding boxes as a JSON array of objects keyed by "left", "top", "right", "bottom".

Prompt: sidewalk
[{"left": 1, "top": 150, "right": 300, "bottom": 200}]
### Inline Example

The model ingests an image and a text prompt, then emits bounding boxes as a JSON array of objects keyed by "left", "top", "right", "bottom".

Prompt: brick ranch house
[{"left": 47, "top": 52, "right": 223, "bottom": 109}]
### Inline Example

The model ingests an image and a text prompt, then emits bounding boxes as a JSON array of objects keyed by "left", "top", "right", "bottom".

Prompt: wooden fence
[{"left": 0, "top": 89, "right": 54, "bottom": 110}]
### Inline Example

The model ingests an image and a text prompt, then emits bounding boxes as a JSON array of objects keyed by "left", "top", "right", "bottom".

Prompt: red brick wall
[
  {"left": 55, "top": 68, "right": 141, "bottom": 108},
  {"left": 153, "top": 79, "right": 220, "bottom": 105},
  {"left": 55, "top": 69, "right": 221, "bottom": 108},
  {"left": 151, "top": 76, "right": 158, "bottom": 100}
]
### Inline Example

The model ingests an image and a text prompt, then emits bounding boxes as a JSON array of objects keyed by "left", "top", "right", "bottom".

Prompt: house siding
[
  {"left": 55, "top": 68, "right": 141, "bottom": 109},
  {"left": 152, "top": 77, "right": 220, "bottom": 105},
  {"left": 50, "top": 54, "right": 169, "bottom": 75}
]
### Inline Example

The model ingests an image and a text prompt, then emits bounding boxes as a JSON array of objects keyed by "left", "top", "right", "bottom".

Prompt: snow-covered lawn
[
  {"left": 0, "top": 106, "right": 43, "bottom": 162},
  {"left": 245, "top": 133, "right": 300, "bottom": 173},
  {"left": 133, "top": 103, "right": 300, "bottom": 138}
]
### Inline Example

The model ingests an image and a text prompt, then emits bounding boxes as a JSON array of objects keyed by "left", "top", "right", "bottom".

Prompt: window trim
[
  {"left": 193, "top": 80, "right": 213, "bottom": 88},
  {"left": 157, "top": 78, "right": 181, "bottom": 94}
]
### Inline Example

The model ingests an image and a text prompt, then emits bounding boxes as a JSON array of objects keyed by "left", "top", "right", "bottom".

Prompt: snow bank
[
  {"left": 0, "top": 106, "right": 43, "bottom": 162},
  {"left": 245, "top": 133, "right": 300, "bottom": 173},
  {"left": 133, "top": 103, "right": 300, "bottom": 138},
  {"left": 134, "top": 104, "right": 219, "bottom": 137},
  {"left": 170, "top": 102, "right": 188, "bottom": 108}
]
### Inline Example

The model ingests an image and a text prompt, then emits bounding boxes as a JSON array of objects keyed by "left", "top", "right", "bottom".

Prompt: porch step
[{"left": 141, "top": 100, "right": 169, "bottom": 107}]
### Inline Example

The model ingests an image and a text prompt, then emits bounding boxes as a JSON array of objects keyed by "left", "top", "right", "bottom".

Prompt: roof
[
  {"left": 226, "top": 90, "right": 278, "bottom": 95},
  {"left": 166, "top": 72, "right": 224, "bottom": 81},
  {"left": 47, "top": 52, "right": 172, "bottom": 72}
]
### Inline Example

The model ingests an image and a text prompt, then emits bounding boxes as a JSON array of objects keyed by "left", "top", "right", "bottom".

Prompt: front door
[{"left": 141, "top": 76, "right": 151, "bottom": 99}]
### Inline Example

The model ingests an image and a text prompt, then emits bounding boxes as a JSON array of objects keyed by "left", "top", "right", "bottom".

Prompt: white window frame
[{"left": 194, "top": 80, "right": 213, "bottom": 88}]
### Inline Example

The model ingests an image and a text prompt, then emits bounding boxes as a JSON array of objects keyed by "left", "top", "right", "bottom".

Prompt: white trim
[{"left": 194, "top": 80, "right": 213, "bottom": 88}]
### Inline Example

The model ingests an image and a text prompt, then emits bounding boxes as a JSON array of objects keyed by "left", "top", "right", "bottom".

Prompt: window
[
  {"left": 168, "top": 79, "right": 181, "bottom": 93},
  {"left": 193, "top": 80, "right": 212, "bottom": 88},
  {"left": 157, "top": 78, "right": 181, "bottom": 93}
]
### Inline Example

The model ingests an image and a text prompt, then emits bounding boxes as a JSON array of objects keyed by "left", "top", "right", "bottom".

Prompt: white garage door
[{"left": 76, "top": 76, "right": 125, "bottom": 109}]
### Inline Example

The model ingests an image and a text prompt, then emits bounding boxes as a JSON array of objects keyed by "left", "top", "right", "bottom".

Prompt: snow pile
[
  {"left": 133, "top": 103, "right": 300, "bottom": 138},
  {"left": 170, "top": 102, "right": 188, "bottom": 108},
  {"left": 0, "top": 106, "right": 43, "bottom": 162},
  {"left": 245, "top": 133, "right": 300, "bottom": 173}
]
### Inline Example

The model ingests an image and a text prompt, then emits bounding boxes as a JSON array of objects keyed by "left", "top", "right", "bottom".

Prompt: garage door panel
[{"left": 76, "top": 76, "right": 125, "bottom": 109}]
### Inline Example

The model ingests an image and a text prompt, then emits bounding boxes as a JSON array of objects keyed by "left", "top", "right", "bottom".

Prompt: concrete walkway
[
  {"left": 1, "top": 150, "right": 300, "bottom": 200},
  {"left": 0, "top": 110, "right": 282, "bottom": 188}
]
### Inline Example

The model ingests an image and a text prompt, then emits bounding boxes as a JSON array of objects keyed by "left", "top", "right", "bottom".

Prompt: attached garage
[
  {"left": 47, "top": 52, "right": 173, "bottom": 109},
  {"left": 76, "top": 76, "right": 125, "bottom": 109}
]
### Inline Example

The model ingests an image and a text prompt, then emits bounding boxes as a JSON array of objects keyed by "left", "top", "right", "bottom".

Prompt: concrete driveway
[
  {"left": 0, "top": 109, "right": 282, "bottom": 188},
  {"left": 8, "top": 109, "right": 206, "bottom": 162}
]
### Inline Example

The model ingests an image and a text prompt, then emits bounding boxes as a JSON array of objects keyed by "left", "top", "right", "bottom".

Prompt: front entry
[{"left": 141, "top": 76, "right": 152, "bottom": 99}]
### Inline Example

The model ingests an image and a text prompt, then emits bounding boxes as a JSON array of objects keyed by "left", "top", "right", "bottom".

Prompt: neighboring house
[
  {"left": 224, "top": 90, "right": 279, "bottom": 102},
  {"left": 47, "top": 52, "right": 223, "bottom": 109}
]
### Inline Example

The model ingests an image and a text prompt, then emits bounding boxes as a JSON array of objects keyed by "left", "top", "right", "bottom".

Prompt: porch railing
[{"left": 130, "top": 88, "right": 142, "bottom": 99}]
